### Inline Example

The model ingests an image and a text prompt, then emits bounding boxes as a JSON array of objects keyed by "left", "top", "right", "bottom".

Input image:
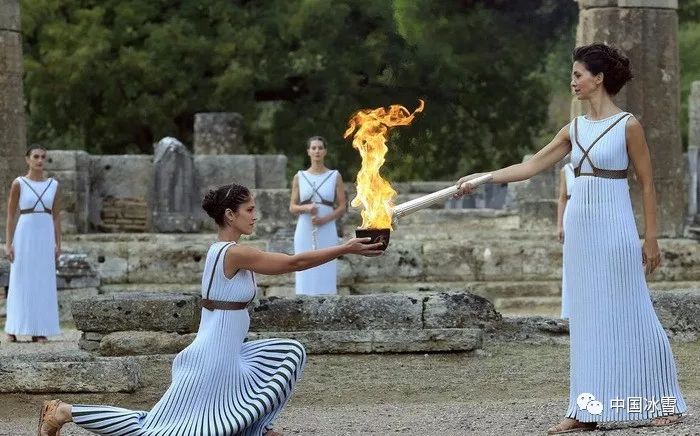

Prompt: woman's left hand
[
  {"left": 311, "top": 215, "right": 328, "bottom": 226},
  {"left": 642, "top": 238, "right": 661, "bottom": 275}
]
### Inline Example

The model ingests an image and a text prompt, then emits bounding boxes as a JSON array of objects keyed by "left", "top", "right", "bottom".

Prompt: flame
[{"left": 343, "top": 100, "right": 425, "bottom": 230}]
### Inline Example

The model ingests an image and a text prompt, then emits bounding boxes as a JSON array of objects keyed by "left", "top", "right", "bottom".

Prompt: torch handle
[{"left": 391, "top": 173, "right": 493, "bottom": 221}]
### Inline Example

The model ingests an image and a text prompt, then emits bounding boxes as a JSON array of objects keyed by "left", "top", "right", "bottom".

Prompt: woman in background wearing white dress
[
  {"left": 290, "top": 136, "right": 347, "bottom": 295},
  {"left": 36, "top": 183, "right": 382, "bottom": 436},
  {"left": 456, "top": 43, "right": 685, "bottom": 433},
  {"left": 556, "top": 161, "right": 575, "bottom": 320},
  {"left": 4, "top": 145, "right": 62, "bottom": 343}
]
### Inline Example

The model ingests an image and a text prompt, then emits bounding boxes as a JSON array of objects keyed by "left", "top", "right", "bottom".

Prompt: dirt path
[{"left": 1, "top": 341, "right": 698, "bottom": 435}]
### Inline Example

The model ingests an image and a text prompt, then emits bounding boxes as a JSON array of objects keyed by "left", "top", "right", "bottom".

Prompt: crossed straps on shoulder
[
  {"left": 299, "top": 170, "right": 336, "bottom": 207},
  {"left": 201, "top": 242, "right": 256, "bottom": 311},
  {"left": 19, "top": 177, "right": 54, "bottom": 215},
  {"left": 573, "top": 113, "right": 631, "bottom": 179}
]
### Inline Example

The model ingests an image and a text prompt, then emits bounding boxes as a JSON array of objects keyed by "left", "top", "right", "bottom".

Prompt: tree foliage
[{"left": 21, "top": 0, "right": 578, "bottom": 180}]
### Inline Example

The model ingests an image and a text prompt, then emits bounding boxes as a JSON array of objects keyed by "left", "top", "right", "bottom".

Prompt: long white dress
[
  {"left": 72, "top": 241, "right": 307, "bottom": 435},
  {"left": 563, "top": 113, "right": 687, "bottom": 422},
  {"left": 560, "top": 163, "right": 575, "bottom": 320},
  {"left": 294, "top": 170, "right": 339, "bottom": 295},
  {"left": 4, "top": 177, "right": 61, "bottom": 337}
]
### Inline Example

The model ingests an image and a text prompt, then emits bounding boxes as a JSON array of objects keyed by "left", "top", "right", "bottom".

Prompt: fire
[{"left": 343, "top": 100, "right": 425, "bottom": 230}]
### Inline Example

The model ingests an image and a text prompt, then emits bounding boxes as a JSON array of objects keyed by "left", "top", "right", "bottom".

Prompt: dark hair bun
[
  {"left": 201, "top": 183, "right": 251, "bottom": 226},
  {"left": 573, "top": 43, "right": 633, "bottom": 95}
]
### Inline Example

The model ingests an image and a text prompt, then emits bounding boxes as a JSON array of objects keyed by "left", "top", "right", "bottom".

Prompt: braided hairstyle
[
  {"left": 201, "top": 183, "right": 251, "bottom": 226},
  {"left": 572, "top": 43, "right": 633, "bottom": 96}
]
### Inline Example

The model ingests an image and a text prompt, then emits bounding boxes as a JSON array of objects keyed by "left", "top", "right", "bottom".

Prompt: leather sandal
[
  {"left": 37, "top": 399, "right": 64, "bottom": 436},
  {"left": 650, "top": 414, "right": 683, "bottom": 427},
  {"left": 547, "top": 419, "right": 597, "bottom": 434},
  {"left": 5, "top": 334, "right": 17, "bottom": 342}
]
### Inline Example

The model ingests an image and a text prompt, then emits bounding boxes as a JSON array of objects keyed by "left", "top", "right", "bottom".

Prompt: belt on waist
[
  {"left": 299, "top": 199, "right": 334, "bottom": 208},
  {"left": 19, "top": 208, "right": 52, "bottom": 215},
  {"left": 573, "top": 166, "right": 627, "bottom": 179},
  {"left": 200, "top": 299, "right": 249, "bottom": 311}
]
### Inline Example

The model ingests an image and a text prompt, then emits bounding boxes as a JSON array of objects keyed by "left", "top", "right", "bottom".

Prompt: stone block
[
  {"left": 98, "top": 331, "right": 197, "bottom": 356},
  {"left": 249, "top": 189, "right": 297, "bottom": 236},
  {"left": 194, "top": 155, "right": 256, "bottom": 206},
  {"left": 519, "top": 199, "right": 557, "bottom": 230},
  {"left": 255, "top": 155, "right": 287, "bottom": 188},
  {"left": 125, "top": 239, "right": 210, "bottom": 284},
  {"left": 248, "top": 328, "right": 483, "bottom": 354},
  {"left": 57, "top": 288, "right": 99, "bottom": 322},
  {"left": 249, "top": 294, "right": 423, "bottom": 332},
  {"left": 0, "top": 353, "right": 141, "bottom": 393},
  {"left": 89, "top": 155, "right": 153, "bottom": 230},
  {"left": 422, "top": 292, "right": 502, "bottom": 329},
  {"left": 72, "top": 292, "right": 201, "bottom": 334},
  {"left": 652, "top": 289, "right": 700, "bottom": 341},
  {"left": 194, "top": 112, "right": 245, "bottom": 154},
  {"left": 152, "top": 137, "right": 199, "bottom": 232},
  {"left": 342, "top": 240, "right": 424, "bottom": 283}
]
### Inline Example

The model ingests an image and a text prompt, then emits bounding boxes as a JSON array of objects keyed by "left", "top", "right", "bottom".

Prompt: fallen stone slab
[
  {"left": 72, "top": 293, "right": 200, "bottom": 334},
  {"left": 0, "top": 352, "right": 141, "bottom": 393},
  {"left": 248, "top": 328, "right": 483, "bottom": 354},
  {"left": 652, "top": 289, "right": 700, "bottom": 341},
  {"left": 90, "top": 328, "right": 483, "bottom": 356}
]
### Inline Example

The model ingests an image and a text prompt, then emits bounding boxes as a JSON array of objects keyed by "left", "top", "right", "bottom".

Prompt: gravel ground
[{"left": 0, "top": 331, "right": 698, "bottom": 436}]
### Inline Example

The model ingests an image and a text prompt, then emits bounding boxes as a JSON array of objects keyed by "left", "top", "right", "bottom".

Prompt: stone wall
[{"left": 30, "top": 150, "right": 288, "bottom": 233}]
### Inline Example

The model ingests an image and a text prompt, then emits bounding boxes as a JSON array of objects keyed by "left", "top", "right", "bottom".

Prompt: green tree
[{"left": 22, "top": 0, "right": 577, "bottom": 181}]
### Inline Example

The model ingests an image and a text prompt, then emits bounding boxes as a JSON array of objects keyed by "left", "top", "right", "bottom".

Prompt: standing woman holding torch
[
  {"left": 289, "top": 136, "right": 347, "bottom": 295},
  {"left": 456, "top": 43, "right": 686, "bottom": 433}
]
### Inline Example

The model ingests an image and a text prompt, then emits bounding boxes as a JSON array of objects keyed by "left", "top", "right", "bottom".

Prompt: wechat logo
[{"left": 577, "top": 393, "right": 603, "bottom": 415}]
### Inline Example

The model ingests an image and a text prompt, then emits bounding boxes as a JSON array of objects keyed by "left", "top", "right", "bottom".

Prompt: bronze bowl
[{"left": 355, "top": 228, "right": 390, "bottom": 251}]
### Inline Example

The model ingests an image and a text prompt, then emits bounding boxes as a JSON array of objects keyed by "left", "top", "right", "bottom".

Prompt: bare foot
[
  {"left": 264, "top": 430, "right": 283, "bottom": 436},
  {"left": 547, "top": 418, "right": 597, "bottom": 434},
  {"left": 32, "top": 336, "right": 49, "bottom": 343},
  {"left": 650, "top": 414, "right": 683, "bottom": 427},
  {"left": 5, "top": 334, "right": 17, "bottom": 342}
]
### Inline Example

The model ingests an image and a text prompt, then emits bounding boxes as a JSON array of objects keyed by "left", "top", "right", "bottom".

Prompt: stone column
[
  {"left": 193, "top": 112, "right": 246, "bottom": 155},
  {"left": 689, "top": 82, "right": 700, "bottom": 225},
  {"left": 573, "top": 0, "right": 684, "bottom": 237},
  {"left": 0, "top": 0, "right": 27, "bottom": 237}
]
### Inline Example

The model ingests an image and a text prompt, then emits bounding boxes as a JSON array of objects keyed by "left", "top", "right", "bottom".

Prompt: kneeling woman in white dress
[
  {"left": 4, "top": 145, "right": 62, "bottom": 343},
  {"left": 290, "top": 136, "right": 347, "bottom": 295},
  {"left": 37, "top": 183, "right": 382, "bottom": 436}
]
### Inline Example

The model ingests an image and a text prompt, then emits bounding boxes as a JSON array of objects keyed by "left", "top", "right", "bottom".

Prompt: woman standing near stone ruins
[
  {"left": 455, "top": 43, "right": 686, "bottom": 433},
  {"left": 37, "top": 183, "right": 382, "bottom": 436},
  {"left": 4, "top": 145, "right": 62, "bottom": 343},
  {"left": 556, "top": 160, "right": 575, "bottom": 320},
  {"left": 290, "top": 136, "right": 347, "bottom": 295}
]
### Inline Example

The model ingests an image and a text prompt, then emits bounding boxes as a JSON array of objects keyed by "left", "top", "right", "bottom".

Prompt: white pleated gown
[
  {"left": 4, "top": 177, "right": 61, "bottom": 337},
  {"left": 560, "top": 163, "right": 575, "bottom": 320},
  {"left": 563, "top": 113, "right": 687, "bottom": 422},
  {"left": 73, "top": 241, "right": 307, "bottom": 435},
  {"left": 294, "top": 170, "right": 339, "bottom": 295}
]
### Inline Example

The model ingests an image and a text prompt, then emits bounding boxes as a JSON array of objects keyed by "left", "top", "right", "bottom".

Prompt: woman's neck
[
  {"left": 307, "top": 162, "right": 328, "bottom": 174},
  {"left": 586, "top": 93, "right": 619, "bottom": 120},
  {"left": 25, "top": 169, "right": 45, "bottom": 181},
  {"left": 218, "top": 227, "right": 241, "bottom": 243}
]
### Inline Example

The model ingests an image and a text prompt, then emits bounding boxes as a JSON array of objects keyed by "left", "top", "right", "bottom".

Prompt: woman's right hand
[
  {"left": 305, "top": 204, "right": 318, "bottom": 215},
  {"left": 4, "top": 244, "right": 14, "bottom": 263},
  {"left": 557, "top": 226, "right": 564, "bottom": 244},
  {"left": 342, "top": 237, "right": 384, "bottom": 257}
]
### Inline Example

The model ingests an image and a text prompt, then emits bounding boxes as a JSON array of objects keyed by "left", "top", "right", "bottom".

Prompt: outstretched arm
[
  {"left": 626, "top": 117, "right": 660, "bottom": 274},
  {"left": 224, "top": 238, "right": 383, "bottom": 276},
  {"left": 455, "top": 124, "right": 572, "bottom": 195}
]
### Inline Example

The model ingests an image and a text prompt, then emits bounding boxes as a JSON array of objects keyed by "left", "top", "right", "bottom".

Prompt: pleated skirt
[
  {"left": 73, "top": 310, "right": 306, "bottom": 435},
  {"left": 563, "top": 178, "right": 687, "bottom": 422},
  {"left": 4, "top": 214, "right": 60, "bottom": 336}
]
